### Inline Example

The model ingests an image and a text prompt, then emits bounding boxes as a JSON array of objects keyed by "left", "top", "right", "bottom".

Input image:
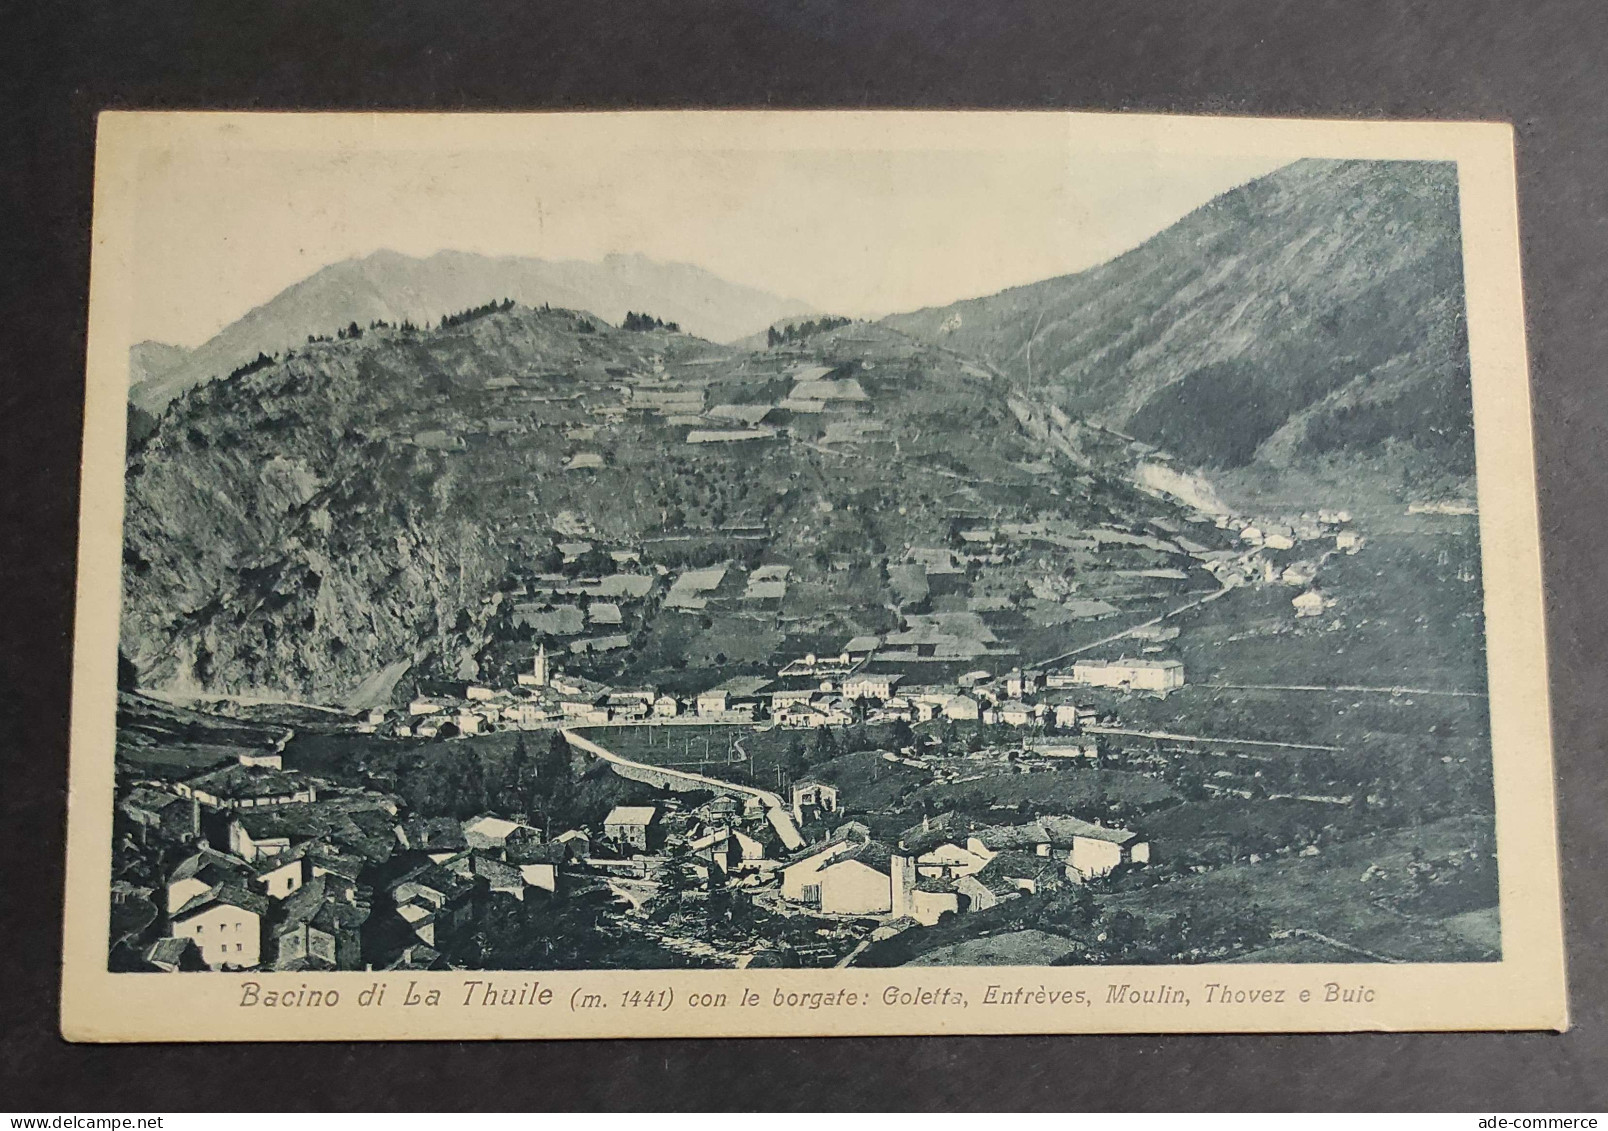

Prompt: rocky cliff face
[
  {"left": 120, "top": 307, "right": 633, "bottom": 702},
  {"left": 883, "top": 159, "right": 1474, "bottom": 497}
]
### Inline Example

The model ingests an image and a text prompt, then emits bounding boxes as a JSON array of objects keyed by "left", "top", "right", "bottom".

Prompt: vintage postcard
[{"left": 62, "top": 110, "right": 1565, "bottom": 1040}]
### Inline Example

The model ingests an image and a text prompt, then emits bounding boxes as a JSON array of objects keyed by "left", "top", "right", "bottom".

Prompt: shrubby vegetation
[
  {"left": 766, "top": 316, "right": 851, "bottom": 347},
  {"left": 622, "top": 311, "right": 680, "bottom": 333},
  {"left": 440, "top": 298, "right": 516, "bottom": 329}
]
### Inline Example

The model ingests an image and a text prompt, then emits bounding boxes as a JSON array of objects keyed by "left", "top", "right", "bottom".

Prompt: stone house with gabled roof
[
  {"left": 603, "top": 805, "right": 660, "bottom": 852},
  {"left": 144, "top": 935, "right": 206, "bottom": 972},
  {"left": 506, "top": 839, "right": 567, "bottom": 893},
  {"left": 462, "top": 813, "right": 538, "bottom": 852},
  {"left": 121, "top": 785, "right": 196, "bottom": 840},
  {"left": 168, "top": 884, "right": 270, "bottom": 970},
  {"left": 174, "top": 761, "right": 316, "bottom": 810},
  {"left": 166, "top": 847, "right": 250, "bottom": 916},
  {"left": 814, "top": 840, "right": 899, "bottom": 915},
  {"left": 270, "top": 873, "right": 368, "bottom": 971},
  {"left": 388, "top": 862, "right": 483, "bottom": 951}
]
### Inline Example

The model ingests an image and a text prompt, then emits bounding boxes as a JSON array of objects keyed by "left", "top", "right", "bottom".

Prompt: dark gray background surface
[{"left": 2, "top": 0, "right": 1604, "bottom": 1111}]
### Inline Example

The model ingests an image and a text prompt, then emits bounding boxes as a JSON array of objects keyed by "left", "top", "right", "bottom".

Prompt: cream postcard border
[{"left": 61, "top": 110, "right": 1567, "bottom": 1041}]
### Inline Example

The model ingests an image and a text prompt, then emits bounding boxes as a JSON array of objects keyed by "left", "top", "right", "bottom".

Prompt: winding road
[
  {"left": 1038, "top": 580, "right": 1235, "bottom": 669},
  {"left": 562, "top": 728, "right": 805, "bottom": 850}
]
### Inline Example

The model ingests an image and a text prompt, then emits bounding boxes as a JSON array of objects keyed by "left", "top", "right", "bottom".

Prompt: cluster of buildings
[
  {"left": 594, "top": 360, "right": 881, "bottom": 451},
  {"left": 775, "top": 808, "right": 1150, "bottom": 926},
  {"left": 1182, "top": 506, "right": 1364, "bottom": 621},
  {"left": 367, "top": 621, "right": 1187, "bottom": 748},
  {"left": 116, "top": 736, "right": 793, "bottom": 973},
  {"left": 116, "top": 683, "right": 1155, "bottom": 971},
  {"left": 122, "top": 752, "right": 402, "bottom": 973}
]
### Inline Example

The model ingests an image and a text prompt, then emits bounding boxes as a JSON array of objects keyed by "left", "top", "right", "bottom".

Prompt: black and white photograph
[{"left": 58, "top": 111, "right": 1564, "bottom": 1039}]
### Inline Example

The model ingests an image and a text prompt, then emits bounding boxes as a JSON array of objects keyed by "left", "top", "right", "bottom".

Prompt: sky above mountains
[{"left": 124, "top": 114, "right": 1285, "bottom": 350}]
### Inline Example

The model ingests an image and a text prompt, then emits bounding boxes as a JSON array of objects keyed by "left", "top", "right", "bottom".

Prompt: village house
[
  {"left": 895, "top": 864, "right": 962, "bottom": 926},
  {"left": 778, "top": 829, "right": 956, "bottom": 923},
  {"left": 389, "top": 863, "right": 482, "bottom": 951},
  {"left": 842, "top": 672, "right": 902, "bottom": 702},
  {"left": 770, "top": 678, "right": 833, "bottom": 711},
  {"left": 225, "top": 808, "right": 297, "bottom": 862},
  {"left": 775, "top": 696, "right": 853, "bottom": 729},
  {"left": 166, "top": 847, "right": 250, "bottom": 915},
  {"left": 1055, "top": 817, "right": 1150, "bottom": 881},
  {"left": 809, "top": 840, "right": 899, "bottom": 915},
  {"left": 504, "top": 699, "right": 561, "bottom": 728},
  {"left": 1004, "top": 668, "right": 1044, "bottom": 699},
  {"left": 551, "top": 829, "right": 592, "bottom": 860},
  {"left": 1067, "top": 658, "right": 1185, "bottom": 694},
  {"left": 548, "top": 670, "right": 610, "bottom": 699},
  {"left": 603, "top": 692, "right": 651, "bottom": 719},
  {"left": 1052, "top": 702, "right": 1092, "bottom": 730},
  {"left": 173, "top": 759, "right": 317, "bottom": 810},
  {"left": 463, "top": 814, "right": 538, "bottom": 852},
  {"left": 790, "top": 780, "right": 840, "bottom": 824},
  {"left": 252, "top": 848, "right": 312, "bottom": 899},
  {"left": 168, "top": 884, "right": 270, "bottom": 970},
  {"left": 506, "top": 839, "right": 567, "bottom": 892},
  {"left": 871, "top": 695, "right": 918, "bottom": 723},
  {"left": 908, "top": 837, "right": 991, "bottom": 880},
  {"left": 603, "top": 805, "right": 661, "bottom": 852},
  {"left": 224, "top": 795, "right": 399, "bottom": 866},
  {"left": 942, "top": 694, "right": 982, "bottom": 721},
  {"left": 143, "top": 936, "right": 204, "bottom": 972},
  {"left": 990, "top": 699, "right": 1044, "bottom": 728},
  {"left": 270, "top": 873, "right": 368, "bottom": 971},
  {"left": 695, "top": 676, "right": 772, "bottom": 720},
  {"left": 955, "top": 849, "right": 1064, "bottom": 911},
  {"left": 695, "top": 690, "right": 729, "bottom": 718},
  {"left": 689, "top": 826, "right": 768, "bottom": 877},
  {"left": 966, "top": 817, "right": 1149, "bottom": 882},
  {"left": 396, "top": 815, "right": 471, "bottom": 859},
  {"left": 780, "top": 833, "right": 860, "bottom": 903},
  {"left": 121, "top": 786, "right": 197, "bottom": 841},
  {"left": 453, "top": 853, "right": 529, "bottom": 900},
  {"left": 967, "top": 823, "right": 1055, "bottom": 860},
  {"left": 559, "top": 698, "right": 610, "bottom": 725},
  {"left": 696, "top": 795, "right": 743, "bottom": 824},
  {"left": 652, "top": 693, "right": 681, "bottom": 718}
]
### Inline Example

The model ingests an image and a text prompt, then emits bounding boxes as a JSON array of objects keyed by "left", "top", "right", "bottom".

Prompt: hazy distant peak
[{"left": 128, "top": 248, "right": 816, "bottom": 411}]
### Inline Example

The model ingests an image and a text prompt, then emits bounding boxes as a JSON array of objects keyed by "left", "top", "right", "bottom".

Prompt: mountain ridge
[
  {"left": 121, "top": 305, "right": 1169, "bottom": 701},
  {"left": 881, "top": 158, "right": 1475, "bottom": 499},
  {"left": 128, "top": 249, "right": 815, "bottom": 412}
]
